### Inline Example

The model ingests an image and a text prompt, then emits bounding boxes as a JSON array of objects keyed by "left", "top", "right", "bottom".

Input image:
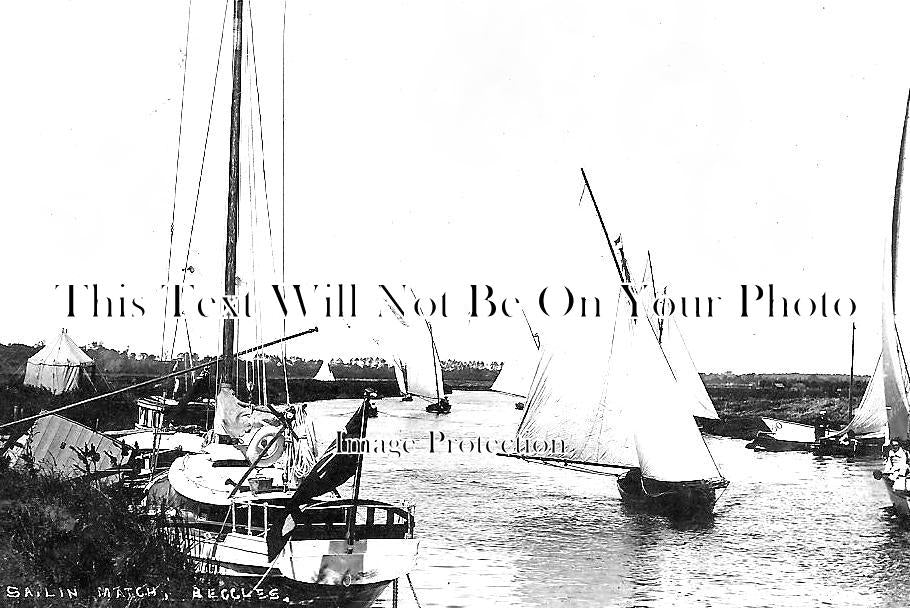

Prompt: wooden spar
[
  {"left": 647, "top": 251, "right": 665, "bottom": 344},
  {"left": 426, "top": 320, "right": 443, "bottom": 402},
  {"left": 580, "top": 168, "right": 626, "bottom": 287},
  {"left": 848, "top": 322, "right": 856, "bottom": 421},
  {"left": 345, "top": 397, "right": 371, "bottom": 553},
  {"left": 0, "top": 328, "right": 318, "bottom": 432},
  {"left": 496, "top": 452, "right": 636, "bottom": 470},
  {"left": 891, "top": 91, "right": 910, "bottom": 310},
  {"left": 521, "top": 309, "right": 540, "bottom": 350},
  {"left": 579, "top": 168, "right": 677, "bottom": 378},
  {"left": 222, "top": 0, "right": 244, "bottom": 386}
]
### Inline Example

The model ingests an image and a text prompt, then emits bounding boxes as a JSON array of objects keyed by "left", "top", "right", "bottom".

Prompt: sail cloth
[
  {"left": 377, "top": 293, "right": 444, "bottom": 400},
  {"left": 883, "top": 98, "right": 910, "bottom": 442},
  {"left": 519, "top": 292, "right": 639, "bottom": 469},
  {"left": 516, "top": 179, "right": 721, "bottom": 483},
  {"left": 267, "top": 401, "right": 369, "bottom": 560},
  {"left": 638, "top": 262, "right": 718, "bottom": 420},
  {"left": 518, "top": 289, "right": 720, "bottom": 482},
  {"left": 491, "top": 314, "right": 541, "bottom": 399},
  {"left": 7, "top": 414, "right": 132, "bottom": 478},
  {"left": 659, "top": 317, "right": 719, "bottom": 420},
  {"left": 313, "top": 360, "right": 335, "bottom": 381},
  {"left": 829, "top": 353, "right": 887, "bottom": 439},
  {"left": 628, "top": 314, "right": 721, "bottom": 482},
  {"left": 24, "top": 331, "right": 96, "bottom": 395}
]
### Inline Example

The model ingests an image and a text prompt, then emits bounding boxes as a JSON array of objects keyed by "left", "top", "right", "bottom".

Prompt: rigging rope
[
  {"left": 405, "top": 574, "right": 425, "bottom": 608},
  {"left": 160, "top": 0, "right": 194, "bottom": 361},
  {"left": 167, "top": 0, "right": 232, "bottom": 362},
  {"left": 279, "top": 0, "right": 291, "bottom": 409}
]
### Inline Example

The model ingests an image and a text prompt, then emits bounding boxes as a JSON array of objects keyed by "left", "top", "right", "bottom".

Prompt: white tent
[{"left": 24, "top": 330, "right": 96, "bottom": 394}]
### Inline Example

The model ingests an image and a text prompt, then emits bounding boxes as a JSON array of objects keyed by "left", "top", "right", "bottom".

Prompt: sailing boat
[
  {"left": 510, "top": 170, "right": 727, "bottom": 518},
  {"left": 143, "top": 0, "right": 419, "bottom": 599},
  {"left": 379, "top": 292, "right": 450, "bottom": 413},
  {"left": 313, "top": 359, "right": 335, "bottom": 382},
  {"left": 876, "top": 92, "right": 910, "bottom": 517},
  {"left": 814, "top": 323, "right": 886, "bottom": 457},
  {"left": 490, "top": 310, "right": 540, "bottom": 410}
]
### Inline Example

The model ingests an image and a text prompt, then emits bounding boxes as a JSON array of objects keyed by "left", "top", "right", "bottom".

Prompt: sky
[{"left": 2, "top": 1, "right": 910, "bottom": 373}]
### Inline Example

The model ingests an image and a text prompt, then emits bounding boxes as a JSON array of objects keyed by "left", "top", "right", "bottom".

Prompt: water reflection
[{"left": 305, "top": 391, "right": 910, "bottom": 607}]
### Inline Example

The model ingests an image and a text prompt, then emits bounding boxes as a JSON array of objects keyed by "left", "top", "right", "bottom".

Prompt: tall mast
[
  {"left": 580, "top": 168, "right": 625, "bottom": 286},
  {"left": 222, "top": 0, "right": 244, "bottom": 386},
  {"left": 848, "top": 322, "right": 855, "bottom": 421}
]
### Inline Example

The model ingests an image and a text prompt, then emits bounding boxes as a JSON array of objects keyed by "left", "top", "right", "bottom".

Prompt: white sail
[
  {"left": 660, "top": 316, "right": 719, "bottom": 420},
  {"left": 313, "top": 360, "right": 335, "bottom": 382},
  {"left": 639, "top": 260, "right": 718, "bottom": 420},
  {"left": 390, "top": 355, "right": 408, "bottom": 394},
  {"left": 883, "top": 100, "right": 910, "bottom": 442},
  {"left": 379, "top": 295, "right": 444, "bottom": 401},
  {"left": 518, "top": 289, "right": 721, "bottom": 483},
  {"left": 518, "top": 292, "right": 639, "bottom": 468},
  {"left": 628, "top": 314, "right": 722, "bottom": 483},
  {"left": 492, "top": 358, "right": 539, "bottom": 399},
  {"left": 830, "top": 353, "right": 886, "bottom": 439},
  {"left": 491, "top": 314, "right": 541, "bottom": 399}
]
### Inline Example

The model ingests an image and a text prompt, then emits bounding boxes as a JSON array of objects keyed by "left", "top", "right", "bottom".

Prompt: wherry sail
[
  {"left": 512, "top": 170, "right": 727, "bottom": 518},
  {"left": 878, "top": 92, "right": 910, "bottom": 517}
]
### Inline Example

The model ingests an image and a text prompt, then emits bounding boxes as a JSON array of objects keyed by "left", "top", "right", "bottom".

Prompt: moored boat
[
  {"left": 746, "top": 417, "right": 815, "bottom": 452},
  {"left": 147, "top": 395, "right": 418, "bottom": 602},
  {"left": 813, "top": 354, "right": 884, "bottom": 457}
]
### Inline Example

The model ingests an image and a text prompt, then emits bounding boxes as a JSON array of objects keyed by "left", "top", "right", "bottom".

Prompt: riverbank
[{"left": 0, "top": 373, "right": 858, "bottom": 441}]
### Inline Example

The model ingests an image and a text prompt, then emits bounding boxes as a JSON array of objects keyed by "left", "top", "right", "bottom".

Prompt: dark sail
[{"left": 267, "top": 402, "right": 368, "bottom": 560}]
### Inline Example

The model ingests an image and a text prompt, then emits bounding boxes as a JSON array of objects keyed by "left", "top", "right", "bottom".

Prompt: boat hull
[
  {"left": 616, "top": 470, "right": 724, "bottom": 519},
  {"left": 745, "top": 432, "right": 811, "bottom": 452},
  {"left": 190, "top": 576, "right": 389, "bottom": 608},
  {"left": 883, "top": 477, "right": 910, "bottom": 518},
  {"left": 812, "top": 437, "right": 883, "bottom": 458},
  {"left": 179, "top": 528, "right": 418, "bottom": 607}
]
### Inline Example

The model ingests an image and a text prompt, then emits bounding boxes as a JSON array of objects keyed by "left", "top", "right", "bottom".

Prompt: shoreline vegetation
[
  {"left": 0, "top": 459, "right": 198, "bottom": 607},
  {"left": 0, "top": 342, "right": 866, "bottom": 439}
]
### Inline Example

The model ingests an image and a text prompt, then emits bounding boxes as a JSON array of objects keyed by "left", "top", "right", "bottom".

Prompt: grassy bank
[{"left": 0, "top": 459, "right": 196, "bottom": 606}]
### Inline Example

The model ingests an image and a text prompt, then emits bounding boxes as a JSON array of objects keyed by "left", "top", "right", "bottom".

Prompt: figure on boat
[{"left": 425, "top": 397, "right": 451, "bottom": 415}]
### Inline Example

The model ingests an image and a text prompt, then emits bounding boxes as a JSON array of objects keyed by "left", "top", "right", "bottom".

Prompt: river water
[{"left": 305, "top": 390, "right": 910, "bottom": 608}]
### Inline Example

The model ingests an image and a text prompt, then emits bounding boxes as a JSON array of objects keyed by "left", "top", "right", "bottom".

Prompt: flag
[{"left": 266, "top": 401, "right": 369, "bottom": 561}]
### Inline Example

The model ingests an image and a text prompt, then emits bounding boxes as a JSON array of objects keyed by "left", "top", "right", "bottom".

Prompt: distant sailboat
[
  {"left": 746, "top": 418, "right": 815, "bottom": 452},
  {"left": 379, "top": 293, "right": 449, "bottom": 413},
  {"left": 511, "top": 170, "right": 727, "bottom": 518},
  {"left": 878, "top": 92, "right": 910, "bottom": 517},
  {"left": 313, "top": 359, "right": 335, "bottom": 382},
  {"left": 814, "top": 349, "right": 886, "bottom": 457},
  {"left": 490, "top": 310, "right": 540, "bottom": 409}
]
